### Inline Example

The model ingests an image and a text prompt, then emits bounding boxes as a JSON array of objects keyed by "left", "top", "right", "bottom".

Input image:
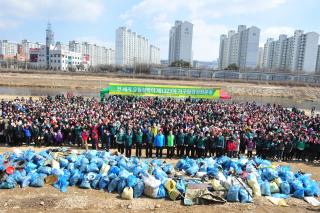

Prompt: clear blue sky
[{"left": 0, "top": 0, "right": 319, "bottom": 61}]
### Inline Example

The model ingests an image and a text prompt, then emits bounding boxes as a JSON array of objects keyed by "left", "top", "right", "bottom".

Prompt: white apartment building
[
  {"left": 29, "top": 46, "right": 82, "bottom": 71},
  {"left": 0, "top": 40, "right": 18, "bottom": 59},
  {"left": 149, "top": 45, "right": 160, "bottom": 65},
  {"left": 168, "top": 20, "right": 193, "bottom": 65},
  {"left": 262, "top": 30, "right": 319, "bottom": 73},
  {"left": 262, "top": 38, "right": 275, "bottom": 69},
  {"left": 115, "top": 27, "right": 158, "bottom": 66},
  {"left": 69, "top": 41, "right": 115, "bottom": 67},
  {"left": 218, "top": 25, "right": 260, "bottom": 69},
  {"left": 257, "top": 47, "right": 264, "bottom": 68}
]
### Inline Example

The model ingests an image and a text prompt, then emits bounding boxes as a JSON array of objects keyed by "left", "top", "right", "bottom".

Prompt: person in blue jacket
[
  {"left": 23, "top": 124, "right": 32, "bottom": 146},
  {"left": 154, "top": 129, "right": 165, "bottom": 158}
]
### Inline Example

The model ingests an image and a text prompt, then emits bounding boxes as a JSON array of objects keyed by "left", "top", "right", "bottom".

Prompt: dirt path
[{"left": 0, "top": 146, "right": 319, "bottom": 213}]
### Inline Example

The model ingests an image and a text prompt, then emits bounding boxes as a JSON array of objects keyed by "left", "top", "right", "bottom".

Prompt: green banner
[{"left": 103, "top": 83, "right": 220, "bottom": 99}]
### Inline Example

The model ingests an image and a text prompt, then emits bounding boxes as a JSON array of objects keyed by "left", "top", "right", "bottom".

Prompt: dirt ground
[
  {"left": 0, "top": 146, "right": 319, "bottom": 213},
  {"left": 0, "top": 72, "right": 319, "bottom": 101}
]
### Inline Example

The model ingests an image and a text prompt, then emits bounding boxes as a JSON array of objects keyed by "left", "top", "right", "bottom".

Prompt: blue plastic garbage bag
[
  {"left": 163, "top": 164, "right": 174, "bottom": 174},
  {"left": 262, "top": 168, "right": 278, "bottom": 181},
  {"left": 85, "top": 150, "right": 98, "bottom": 160},
  {"left": 207, "top": 166, "right": 219, "bottom": 177},
  {"left": 109, "top": 166, "right": 120, "bottom": 176},
  {"left": 81, "top": 157, "right": 90, "bottom": 165},
  {"left": 0, "top": 181, "right": 15, "bottom": 189},
  {"left": 291, "top": 179, "right": 303, "bottom": 191},
  {"left": 108, "top": 177, "right": 120, "bottom": 192},
  {"left": 239, "top": 187, "right": 252, "bottom": 203},
  {"left": 79, "top": 164, "right": 88, "bottom": 173},
  {"left": 98, "top": 176, "right": 109, "bottom": 190},
  {"left": 176, "top": 178, "right": 186, "bottom": 194},
  {"left": 21, "top": 174, "right": 32, "bottom": 188},
  {"left": 309, "top": 180, "right": 320, "bottom": 196},
  {"left": 59, "top": 158, "right": 69, "bottom": 168},
  {"left": 12, "top": 170, "right": 24, "bottom": 184},
  {"left": 79, "top": 179, "right": 91, "bottom": 189},
  {"left": 67, "top": 163, "right": 75, "bottom": 171},
  {"left": 280, "top": 181, "right": 290, "bottom": 195},
  {"left": 157, "top": 184, "right": 166, "bottom": 199},
  {"left": 185, "top": 163, "right": 199, "bottom": 176},
  {"left": 227, "top": 186, "right": 240, "bottom": 202},
  {"left": 261, "top": 181, "right": 271, "bottom": 196},
  {"left": 66, "top": 154, "right": 77, "bottom": 162},
  {"left": 87, "top": 163, "right": 99, "bottom": 173},
  {"left": 23, "top": 150, "right": 35, "bottom": 161},
  {"left": 117, "top": 178, "right": 127, "bottom": 194},
  {"left": 293, "top": 189, "right": 304, "bottom": 199},
  {"left": 153, "top": 168, "right": 168, "bottom": 183},
  {"left": 91, "top": 174, "right": 101, "bottom": 189},
  {"left": 127, "top": 175, "right": 138, "bottom": 187},
  {"left": 133, "top": 166, "right": 142, "bottom": 176},
  {"left": 51, "top": 168, "right": 64, "bottom": 177},
  {"left": 25, "top": 162, "right": 37, "bottom": 173},
  {"left": 37, "top": 166, "right": 52, "bottom": 175},
  {"left": 53, "top": 175, "right": 69, "bottom": 192},
  {"left": 119, "top": 169, "right": 131, "bottom": 179},
  {"left": 176, "top": 159, "right": 187, "bottom": 170},
  {"left": 133, "top": 179, "right": 144, "bottom": 198},
  {"left": 30, "top": 173, "right": 46, "bottom": 187},
  {"left": 69, "top": 170, "right": 81, "bottom": 186}
]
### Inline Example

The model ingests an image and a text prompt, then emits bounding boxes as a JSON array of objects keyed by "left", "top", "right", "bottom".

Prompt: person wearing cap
[{"left": 154, "top": 129, "right": 165, "bottom": 158}]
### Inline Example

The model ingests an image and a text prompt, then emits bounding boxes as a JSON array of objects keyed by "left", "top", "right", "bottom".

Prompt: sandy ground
[
  {"left": 0, "top": 72, "right": 319, "bottom": 102},
  {"left": 0, "top": 146, "right": 319, "bottom": 213}
]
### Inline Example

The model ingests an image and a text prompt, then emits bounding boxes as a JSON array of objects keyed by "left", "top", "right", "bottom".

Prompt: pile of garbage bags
[
  {"left": 176, "top": 156, "right": 320, "bottom": 203},
  {"left": 0, "top": 148, "right": 182, "bottom": 201},
  {"left": 0, "top": 149, "right": 319, "bottom": 205}
]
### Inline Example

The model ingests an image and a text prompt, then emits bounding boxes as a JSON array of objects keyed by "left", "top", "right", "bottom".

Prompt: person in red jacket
[
  {"left": 91, "top": 125, "right": 99, "bottom": 150},
  {"left": 81, "top": 128, "right": 89, "bottom": 151}
]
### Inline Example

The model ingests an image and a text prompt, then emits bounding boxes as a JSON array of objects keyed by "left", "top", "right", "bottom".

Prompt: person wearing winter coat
[
  {"left": 154, "top": 130, "right": 165, "bottom": 158},
  {"left": 116, "top": 128, "right": 125, "bottom": 154},
  {"left": 167, "top": 130, "right": 175, "bottom": 159},
  {"left": 125, "top": 129, "right": 133, "bottom": 157}
]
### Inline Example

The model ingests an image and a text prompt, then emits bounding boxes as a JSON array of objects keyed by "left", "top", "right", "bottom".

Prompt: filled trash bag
[
  {"left": 133, "top": 180, "right": 144, "bottom": 198},
  {"left": 157, "top": 185, "right": 166, "bottom": 199},
  {"left": 143, "top": 174, "right": 161, "bottom": 198},
  {"left": 121, "top": 187, "right": 133, "bottom": 200},
  {"left": 293, "top": 189, "right": 305, "bottom": 199},
  {"left": 260, "top": 181, "right": 271, "bottom": 196},
  {"left": 108, "top": 177, "right": 120, "bottom": 193},
  {"left": 127, "top": 175, "right": 138, "bottom": 188},
  {"left": 239, "top": 187, "right": 252, "bottom": 203},
  {"left": 117, "top": 178, "right": 127, "bottom": 194},
  {"left": 30, "top": 173, "right": 46, "bottom": 187},
  {"left": 280, "top": 181, "right": 290, "bottom": 195},
  {"left": 176, "top": 178, "right": 186, "bottom": 194},
  {"left": 227, "top": 186, "right": 240, "bottom": 202},
  {"left": 53, "top": 175, "right": 69, "bottom": 192},
  {"left": 98, "top": 176, "right": 109, "bottom": 190}
]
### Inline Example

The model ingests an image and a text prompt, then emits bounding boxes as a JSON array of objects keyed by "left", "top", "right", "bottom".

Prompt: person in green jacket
[
  {"left": 125, "top": 129, "right": 133, "bottom": 157},
  {"left": 116, "top": 128, "right": 125, "bottom": 154},
  {"left": 167, "top": 130, "right": 175, "bottom": 159},
  {"left": 296, "top": 135, "right": 305, "bottom": 160},
  {"left": 135, "top": 128, "right": 143, "bottom": 158},
  {"left": 176, "top": 129, "right": 186, "bottom": 157},
  {"left": 196, "top": 132, "right": 206, "bottom": 158},
  {"left": 186, "top": 129, "right": 197, "bottom": 158}
]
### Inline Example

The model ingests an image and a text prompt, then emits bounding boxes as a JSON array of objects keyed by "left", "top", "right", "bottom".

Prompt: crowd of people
[{"left": 0, "top": 95, "right": 319, "bottom": 162}]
